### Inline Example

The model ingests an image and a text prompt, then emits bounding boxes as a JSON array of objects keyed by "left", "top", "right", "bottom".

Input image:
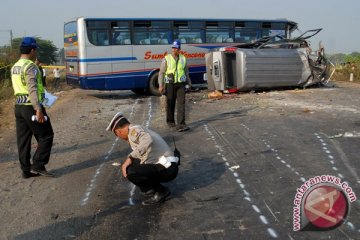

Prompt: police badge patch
[{"left": 130, "top": 128, "right": 140, "bottom": 144}]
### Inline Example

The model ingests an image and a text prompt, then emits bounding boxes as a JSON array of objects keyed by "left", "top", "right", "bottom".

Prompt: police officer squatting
[
  {"left": 158, "top": 40, "right": 191, "bottom": 132},
  {"left": 107, "top": 112, "right": 180, "bottom": 205},
  {"left": 11, "top": 37, "right": 54, "bottom": 178}
]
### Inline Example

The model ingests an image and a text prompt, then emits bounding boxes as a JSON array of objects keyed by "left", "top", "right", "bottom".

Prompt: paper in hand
[{"left": 42, "top": 90, "right": 58, "bottom": 108}]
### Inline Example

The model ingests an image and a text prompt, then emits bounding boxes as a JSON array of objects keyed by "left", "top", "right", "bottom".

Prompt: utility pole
[{"left": 10, "top": 29, "right": 13, "bottom": 48}]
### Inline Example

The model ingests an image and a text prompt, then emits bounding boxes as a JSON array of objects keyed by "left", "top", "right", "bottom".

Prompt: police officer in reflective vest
[
  {"left": 158, "top": 40, "right": 192, "bottom": 132},
  {"left": 11, "top": 37, "right": 54, "bottom": 178}
]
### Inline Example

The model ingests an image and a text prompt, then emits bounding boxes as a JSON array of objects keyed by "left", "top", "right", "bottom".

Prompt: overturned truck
[{"left": 205, "top": 29, "right": 334, "bottom": 92}]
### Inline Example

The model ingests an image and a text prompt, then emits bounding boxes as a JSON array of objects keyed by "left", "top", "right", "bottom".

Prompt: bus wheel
[{"left": 148, "top": 72, "right": 161, "bottom": 96}]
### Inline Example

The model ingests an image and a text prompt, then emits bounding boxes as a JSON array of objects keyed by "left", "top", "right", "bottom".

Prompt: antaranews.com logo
[{"left": 293, "top": 175, "right": 357, "bottom": 231}]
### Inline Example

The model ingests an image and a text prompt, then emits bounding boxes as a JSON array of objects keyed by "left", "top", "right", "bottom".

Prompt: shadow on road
[
  {"left": 12, "top": 200, "right": 141, "bottom": 240},
  {"left": 53, "top": 149, "right": 127, "bottom": 177}
]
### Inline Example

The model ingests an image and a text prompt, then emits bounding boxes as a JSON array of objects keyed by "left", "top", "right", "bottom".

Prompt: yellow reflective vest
[
  {"left": 11, "top": 59, "right": 44, "bottom": 105},
  {"left": 165, "top": 54, "right": 187, "bottom": 83}
]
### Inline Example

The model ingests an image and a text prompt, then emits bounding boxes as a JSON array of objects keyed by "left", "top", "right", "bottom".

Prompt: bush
[
  {"left": 332, "top": 63, "right": 360, "bottom": 82},
  {"left": 0, "top": 78, "right": 13, "bottom": 100}
]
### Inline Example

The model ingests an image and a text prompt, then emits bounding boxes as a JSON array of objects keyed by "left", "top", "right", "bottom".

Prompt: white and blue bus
[{"left": 64, "top": 17, "right": 297, "bottom": 95}]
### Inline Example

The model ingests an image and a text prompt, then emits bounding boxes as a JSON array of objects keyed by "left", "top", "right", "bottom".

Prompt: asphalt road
[{"left": 1, "top": 81, "right": 360, "bottom": 240}]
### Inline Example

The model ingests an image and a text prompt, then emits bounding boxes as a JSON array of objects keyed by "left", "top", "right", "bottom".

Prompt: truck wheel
[{"left": 148, "top": 72, "right": 161, "bottom": 96}]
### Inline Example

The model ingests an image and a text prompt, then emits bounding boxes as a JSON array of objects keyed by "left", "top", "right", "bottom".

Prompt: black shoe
[
  {"left": 22, "top": 171, "right": 39, "bottom": 179},
  {"left": 141, "top": 189, "right": 156, "bottom": 197},
  {"left": 142, "top": 188, "right": 170, "bottom": 205},
  {"left": 177, "top": 125, "right": 189, "bottom": 132},
  {"left": 31, "top": 168, "right": 54, "bottom": 177}
]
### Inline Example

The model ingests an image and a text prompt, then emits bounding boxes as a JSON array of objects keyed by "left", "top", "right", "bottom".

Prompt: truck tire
[{"left": 148, "top": 72, "right": 161, "bottom": 96}]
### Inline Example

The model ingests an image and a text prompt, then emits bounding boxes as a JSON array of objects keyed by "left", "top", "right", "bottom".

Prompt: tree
[
  {"left": 11, "top": 37, "right": 58, "bottom": 64},
  {"left": 1, "top": 37, "right": 58, "bottom": 82},
  {"left": 344, "top": 54, "right": 360, "bottom": 64}
]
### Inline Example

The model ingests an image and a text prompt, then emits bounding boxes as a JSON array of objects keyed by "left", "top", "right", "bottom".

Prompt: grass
[
  {"left": 332, "top": 65, "right": 360, "bottom": 82},
  {"left": 0, "top": 75, "right": 73, "bottom": 128}
]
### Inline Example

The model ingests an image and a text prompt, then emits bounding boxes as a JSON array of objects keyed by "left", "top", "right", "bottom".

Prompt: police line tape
[
  {"left": 0, "top": 64, "right": 12, "bottom": 70},
  {"left": 0, "top": 65, "right": 65, "bottom": 70},
  {"left": 42, "top": 66, "right": 65, "bottom": 69}
]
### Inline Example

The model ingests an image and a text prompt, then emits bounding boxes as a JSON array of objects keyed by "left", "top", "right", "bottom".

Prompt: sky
[{"left": 0, "top": 0, "right": 359, "bottom": 54}]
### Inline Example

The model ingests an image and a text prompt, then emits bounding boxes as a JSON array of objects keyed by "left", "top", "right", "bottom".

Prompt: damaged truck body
[{"left": 205, "top": 28, "right": 334, "bottom": 92}]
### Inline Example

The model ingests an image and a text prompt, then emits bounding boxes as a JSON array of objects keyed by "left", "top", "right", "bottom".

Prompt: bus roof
[{"left": 67, "top": 16, "right": 298, "bottom": 31}]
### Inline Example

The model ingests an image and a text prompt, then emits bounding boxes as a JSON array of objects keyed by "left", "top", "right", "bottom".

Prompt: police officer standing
[
  {"left": 107, "top": 112, "right": 179, "bottom": 205},
  {"left": 11, "top": 37, "right": 54, "bottom": 178},
  {"left": 158, "top": 40, "right": 191, "bottom": 132}
]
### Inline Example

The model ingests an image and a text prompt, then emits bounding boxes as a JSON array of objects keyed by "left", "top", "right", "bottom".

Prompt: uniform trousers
[
  {"left": 14, "top": 105, "right": 54, "bottom": 172},
  {"left": 126, "top": 158, "right": 178, "bottom": 193},
  {"left": 165, "top": 82, "right": 186, "bottom": 126}
]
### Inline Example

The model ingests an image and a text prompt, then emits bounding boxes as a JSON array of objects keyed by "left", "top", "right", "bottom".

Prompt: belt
[{"left": 15, "top": 95, "right": 30, "bottom": 104}]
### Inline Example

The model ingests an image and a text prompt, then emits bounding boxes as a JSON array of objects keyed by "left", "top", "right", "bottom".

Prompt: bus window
[
  {"left": 207, "top": 32, "right": 233, "bottom": 43},
  {"left": 111, "top": 21, "right": 131, "bottom": 45},
  {"left": 235, "top": 29, "right": 259, "bottom": 43},
  {"left": 205, "top": 21, "right": 234, "bottom": 43},
  {"left": 133, "top": 20, "right": 171, "bottom": 45},
  {"left": 112, "top": 30, "right": 131, "bottom": 45},
  {"left": 86, "top": 20, "right": 110, "bottom": 46},
  {"left": 88, "top": 29, "right": 110, "bottom": 46},
  {"left": 174, "top": 30, "right": 203, "bottom": 44},
  {"left": 174, "top": 20, "right": 204, "bottom": 43},
  {"left": 134, "top": 31, "right": 150, "bottom": 45}
]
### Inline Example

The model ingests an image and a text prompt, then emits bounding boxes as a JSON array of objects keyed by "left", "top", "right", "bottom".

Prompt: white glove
[{"left": 185, "top": 84, "right": 190, "bottom": 91}]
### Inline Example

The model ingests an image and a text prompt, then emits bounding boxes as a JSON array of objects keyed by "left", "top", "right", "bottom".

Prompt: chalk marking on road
[
  {"left": 244, "top": 197, "right": 252, "bottom": 202},
  {"left": 261, "top": 138, "right": 306, "bottom": 183},
  {"left": 267, "top": 228, "right": 278, "bottom": 238},
  {"left": 260, "top": 215, "right": 269, "bottom": 224},
  {"left": 243, "top": 190, "right": 250, "bottom": 196},
  {"left": 203, "top": 124, "right": 279, "bottom": 239},
  {"left": 80, "top": 99, "right": 140, "bottom": 206},
  {"left": 314, "top": 133, "right": 347, "bottom": 181},
  {"left": 129, "top": 185, "right": 136, "bottom": 205},
  {"left": 252, "top": 205, "right": 261, "bottom": 213},
  {"left": 261, "top": 131, "right": 360, "bottom": 234},
  {"left": 264, "top": 132, "right": 360, "bottom": 233},
  {"left": 80, "top": 140, "right": 116, "bottom": 206},
  {"left": 128, "top": 97, "right": 153, "bottom": 205}
]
